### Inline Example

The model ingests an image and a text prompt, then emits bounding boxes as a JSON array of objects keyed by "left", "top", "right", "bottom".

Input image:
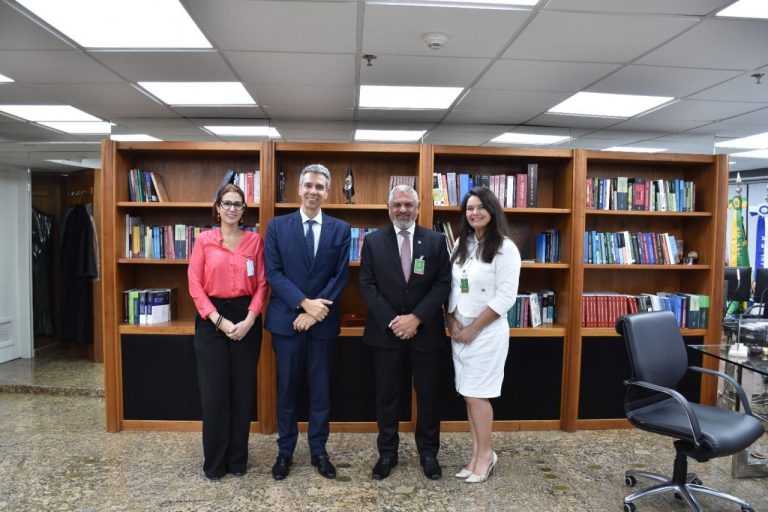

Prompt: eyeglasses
[
  {"left": 220, "top": 200, "right": 245, "bottom": 210},
  {"left": 390, "top": 202, "right": 416, "bottom": 210}
]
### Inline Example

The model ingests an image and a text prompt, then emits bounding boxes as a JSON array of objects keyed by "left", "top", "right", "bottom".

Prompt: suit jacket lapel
[{"left": 315, "top": 214, "right": 332, "bottom": 266}]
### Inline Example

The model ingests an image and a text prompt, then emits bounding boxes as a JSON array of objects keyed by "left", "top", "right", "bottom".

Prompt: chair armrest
[
  {"left": 687, "top": 366, "right": 754, "bottom": 416},
  {"left": 624, "top": 379, "right": 703, "bottom": 446}
]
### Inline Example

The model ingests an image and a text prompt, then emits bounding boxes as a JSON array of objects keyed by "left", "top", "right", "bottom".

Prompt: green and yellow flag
[{"left": 728, "top": 190, "right": 749, "bottom": 313}]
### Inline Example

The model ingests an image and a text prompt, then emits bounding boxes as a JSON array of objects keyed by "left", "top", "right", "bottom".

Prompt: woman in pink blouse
[{"left": 188, "top": 183, "right": 268, "bottom": 481}]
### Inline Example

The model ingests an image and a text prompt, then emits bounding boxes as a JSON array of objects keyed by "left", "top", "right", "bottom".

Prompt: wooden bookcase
[
  {"left": 565, "top": 150, "right": 727, "bottom": 431},
  {"left": 100, "top": 142, "right": 727, "bottom": 434}
]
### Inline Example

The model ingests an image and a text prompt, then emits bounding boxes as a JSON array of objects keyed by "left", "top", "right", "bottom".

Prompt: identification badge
[
  {"left": 246, "top": 258, "right": 255, "bottom": 277},
  {"left": 460, "top": 271, "right": 469, "bottom": 293},
  {"left": 414, "top": 256, "right": 425, "bottom": 275}
]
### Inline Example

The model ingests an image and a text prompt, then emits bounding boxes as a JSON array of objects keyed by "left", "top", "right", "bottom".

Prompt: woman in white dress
[{"left": 446, "top": 186, "right": 521, "bottom": 483}]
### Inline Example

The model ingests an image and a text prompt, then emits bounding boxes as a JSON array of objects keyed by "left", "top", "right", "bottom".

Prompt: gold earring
[{"left": 216, "top": 213, "right": 221, "bottom": 222}]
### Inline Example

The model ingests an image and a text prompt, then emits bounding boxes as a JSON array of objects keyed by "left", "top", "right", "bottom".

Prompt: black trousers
[
  {"left": 194, "top": 296, "right": 261, "bottom": 478},
  {"left": 372, "top": 344, "right": 442, "bottom": 460}
]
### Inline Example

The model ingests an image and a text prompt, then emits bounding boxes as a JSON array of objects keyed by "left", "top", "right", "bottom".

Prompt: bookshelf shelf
[
  {"left": 581, "top": 327, "right": 708, "bottom": 337},
  {"left": 586, "top": 210, "right": 711, "bottom": 217},
  {"left": 522, "top": 262, "right": 569, "bottom": 269},
  {"left": 118, "top": 201, "right": 260, "bottom": 208},
  {"left": 119, "top": 320, "right": 195, "bottom": 335},
  {"left": 583, "top": 264, "right": 709, "bottom": 270},
  {"left": 118, "top": 258, "right": 189, "bottom": 265},
  {"left": 275, "top": 202, "right": 388, "bottom": 210},
  {"left": 433, "top": 205, "right": 571, "bottom": 215}
]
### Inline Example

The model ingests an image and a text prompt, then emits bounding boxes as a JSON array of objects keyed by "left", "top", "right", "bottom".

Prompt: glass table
[{"left": 688, "top": 344, "right": 768, "bottom": 477}]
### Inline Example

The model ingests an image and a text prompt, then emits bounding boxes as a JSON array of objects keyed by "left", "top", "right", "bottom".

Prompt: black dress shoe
[
  {"left": 271, "top": 454, "right": 292, "bottom": 480},
  {"left": 310, "top": 452, "right": 337, "bottom": 479},
  {"left": 232, "top": 471, "right": 245, "bottom": 477},
  {"left": 421, "top": 456, "right": 442, "bottom": 480},
  {"left": 206, "top": 474, "right": 222, "bottom": 481},
  {"left": 372, "top": 456, "right": 398, "bottom": 480}
]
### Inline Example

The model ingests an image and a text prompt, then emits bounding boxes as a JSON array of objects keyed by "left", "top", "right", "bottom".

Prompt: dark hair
[
  {"left": 451, "top": 186, "right": 508, "bottom": 265},
  {"left": 212, "top": 183, "right": 246, "bottom": 224}
]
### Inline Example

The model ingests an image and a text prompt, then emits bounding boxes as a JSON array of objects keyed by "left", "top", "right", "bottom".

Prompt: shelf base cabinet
[{"left": 577, "top": 336, "right": 704, "bottom": 421}]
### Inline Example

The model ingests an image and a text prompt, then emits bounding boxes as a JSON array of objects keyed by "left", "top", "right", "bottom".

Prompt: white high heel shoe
[
  {"left": 454, "top": 468, "right": 472, "bottom": 478},
  {"left": 464, "top": 451, "right": 498, "bottom": 483}
]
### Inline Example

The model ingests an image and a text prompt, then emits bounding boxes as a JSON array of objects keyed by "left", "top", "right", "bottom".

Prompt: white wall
[{"left": 0, "top": 166, "right": 32, "bottom": 359}]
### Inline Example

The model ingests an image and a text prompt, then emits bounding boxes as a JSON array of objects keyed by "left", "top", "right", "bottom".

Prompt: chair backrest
[{"left": 616, "top": 311, "right": 688, "bottom": 388}]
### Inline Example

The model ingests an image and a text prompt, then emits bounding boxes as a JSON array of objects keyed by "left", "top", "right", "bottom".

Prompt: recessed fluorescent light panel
[
  {"left": 355, "top": 129, "right": 426, "bottom": 142},
  {"left": 39, "top": 122, "right": 112, "bottom": 134},
  {"left": 547, "top": 92, "right": 674, "bottom": 118},
  {"left": 491, "top": 133, "right": 571, "bottom": 145},
  {"left": 368, "top": 0, "right": 538, "bottom": 8},
  {"left": 16, "top": 0, "right": 211, "bottom": 48},
  {"left": 715, "top": 131, "right": 768, "bottom": 149},
  {"left": 603, "top": 146, "right": 667, "bottom": 153},
  {"left": 0, "top": 73, "right": 13, "bottom": 83},
  {"left": 716, "top": 0, "right": 768, "bottom": 19},
  {"left": 111, "top": 134, "right": 162, "bottom": 142},
  {"left": 138, "top": 82, "right": 256, "bottom": 106},
  {"left": 204, "top": 126, "right": 280, "bottom": 137},
  {"left": 360, "top": 85, "right": 463, "bottom": 109},
  {"left": 0, "top": 105, "right": 101, "bottom": 122},
  {"left": 731, "top": 149, "right": 768, "bottom": 158},
  {"left": 46, "top": 158, "right": 102, "bottom": 168}
]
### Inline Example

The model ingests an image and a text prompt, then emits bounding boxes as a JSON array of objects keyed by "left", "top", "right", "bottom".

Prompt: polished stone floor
[
  {"left": 0, "top": 348, "right": 766, "bottom": 512},
  {"left": 0, "top": 344, "right": 103, "bottom": 396}
]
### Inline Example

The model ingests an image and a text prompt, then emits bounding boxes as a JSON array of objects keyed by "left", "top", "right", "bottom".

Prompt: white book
[{"left": 529, "top": 293, "right": 542, "bottom": 327}]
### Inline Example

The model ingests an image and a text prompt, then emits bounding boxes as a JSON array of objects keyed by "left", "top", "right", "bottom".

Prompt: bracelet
[{"left": 215, "top": 315, "right": 224, "bottom": 331}]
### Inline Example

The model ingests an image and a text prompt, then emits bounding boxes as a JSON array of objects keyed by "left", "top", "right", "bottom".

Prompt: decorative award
[
  {"left": 343, "top": 166, "right": 355, "bottom": 204},
  {"left": 277, "top": 167, "right": 286, "bottom": 203}
]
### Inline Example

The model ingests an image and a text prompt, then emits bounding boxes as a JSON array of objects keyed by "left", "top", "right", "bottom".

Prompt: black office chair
[{"left": 616, "top": 311, "right": 764, "bottom": 512}]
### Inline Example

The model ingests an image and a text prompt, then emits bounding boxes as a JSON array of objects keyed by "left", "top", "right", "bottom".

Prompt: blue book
[
  {"left": 459, "top": 174, "right": 470, "bottom": 205},
  {"left": 535, "top": 233, "right": 547, "bottom": 263}
]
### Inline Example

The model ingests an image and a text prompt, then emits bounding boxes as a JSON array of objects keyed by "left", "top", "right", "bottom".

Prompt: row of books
[
  {"left": 432, "top": 164, "right": 539, "bottom": 208},
  {"left": 125, "top": 219, "right": 208, "bottom": 259},
  {"left": 507, "top": 290, "right": 557, "bottom": 328},
  {"left": 586, "top": 177, "right": 695, "bottom": 212},
  {"left": 389, "top": 175, "right": 417, "bottom": 191},
  {"left": 433, "top": 221, "right": 457, "bottom": 253},
  {"left": 213, "top": 169, "right": 261, "bottom": 204},
  {"left": 581, "top": 292, "right": 710, "bottom": 329},
  {"left": 535, "top": 229, "right": 561, "bottom": 263},
  {"left": 128, "top": 169, "right": 170, "bottom": 202},
  {"left": 583, "top": 231, "right": 682, "bottom": 265},
  {"left": 123, "top": 288, "right": 177, "bottom": 325},
  {"left": 349, "top": 227, "right": 379, "bottom": 262}
]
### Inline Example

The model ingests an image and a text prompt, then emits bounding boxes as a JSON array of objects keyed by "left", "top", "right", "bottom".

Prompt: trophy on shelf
[
  {"left": 343, "top": 166, "right": 355, "bottom": 204},
  {"left": 276, "top": 167, "right": 286, "bottom": 203}
]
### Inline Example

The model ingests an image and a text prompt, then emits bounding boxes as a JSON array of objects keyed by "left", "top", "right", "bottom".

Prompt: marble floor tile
[
  {"left": 0, "top": 344, "right": 103, "bottom": 396},
  {"left": 0, "top": 393, "right": 765, "bottom": 512}
]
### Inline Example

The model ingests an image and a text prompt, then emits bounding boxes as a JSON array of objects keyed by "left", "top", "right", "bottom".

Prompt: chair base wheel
[
  {"left": 623, "top": 503, "right": 636, "bottom": 512},
  {"left": 625, "top": 475, "right": 637, "bottom": 487}
]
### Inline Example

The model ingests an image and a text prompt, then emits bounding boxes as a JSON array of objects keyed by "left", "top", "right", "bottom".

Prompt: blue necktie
[{"left": 305, "top": 219, "right": 316, "bottom": 264}]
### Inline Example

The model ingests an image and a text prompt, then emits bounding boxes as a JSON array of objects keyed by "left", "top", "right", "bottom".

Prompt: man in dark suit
[
  {"left": 265, "top": 164, "right": 351, "bottom": 480},
  {"left": 359, "top": 184, "right": 451, "bottom": 480}
]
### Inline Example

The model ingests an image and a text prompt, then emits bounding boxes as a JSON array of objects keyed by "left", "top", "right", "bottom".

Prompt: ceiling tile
[
  {"left": 478, "top": 60, "right": 619, "bottom": 92},
  {"left": 446, "top": 89, "right": 569, "bottom": 124},
  {"left": 0, "top": 83, "right": 59, "bottom": 103},
  {"left": 691, "top": 73, "right": 768, "bottom": 103},
  {"left": 255, "top": 85, "right": 354, "bottom": 109},
  {"left": 590, "top": 65, "right": 742, "bottom": 97},
  {"left": 171, "top": 106, "right": 267, "bottom": 118},
  {"left": 361, "top": 55, "right": 490, "bottom": 87},
  {"left": 613, "top": 99, "right": 765, "bottom": 132},
  {"left": 718, "top": 107, "right": 768, "bottom": 126},
  {"left": 639, "top": 18, "right": 768, "bottom": 70},
  {"left": 363, "top": 4, "right": 531, "bottom": 59},
  {"left": 526, "top": 113, "right": 621, "bottom": 130},
  {"left": 356, "top": 109, "right": 445, "bottom": 122},
  {"left": 0, "top": 121, "right": 79, "bottom": 141},
  {"left": 543, "top": 0, "right": 731, "bottom": 16},
  {"left": 0, "top": 2, "right": 72, "bottom": 51},
  {"left": 226, "top": 52, "right": 354, "bottom": 86},
  {"left": 27, "top": 83, "right": 174, "bottom": 118},
  {"left": 0, "top": 50, "right": 123, "bottom": 83},
  {"left": 91, "top": 52, "right": 236, "bottom": 81},
  {"left": 503, "top": 11, "right": 697, "bottom": 63},
  {"left": 265, "top": 107, "right": 353, "bottom": 121},
  {"left": 186, "top": 0, "right": 357, "bottom": 53}
]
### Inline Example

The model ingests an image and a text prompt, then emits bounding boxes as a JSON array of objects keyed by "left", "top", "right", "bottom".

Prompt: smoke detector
[{"left": 422, "top": 32, "right": 448, "bottom": 50}]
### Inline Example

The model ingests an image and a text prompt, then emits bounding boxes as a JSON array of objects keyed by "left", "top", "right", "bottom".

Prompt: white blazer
[{"left": 448, "top": 236, "right": 521, "bottom": 318}]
